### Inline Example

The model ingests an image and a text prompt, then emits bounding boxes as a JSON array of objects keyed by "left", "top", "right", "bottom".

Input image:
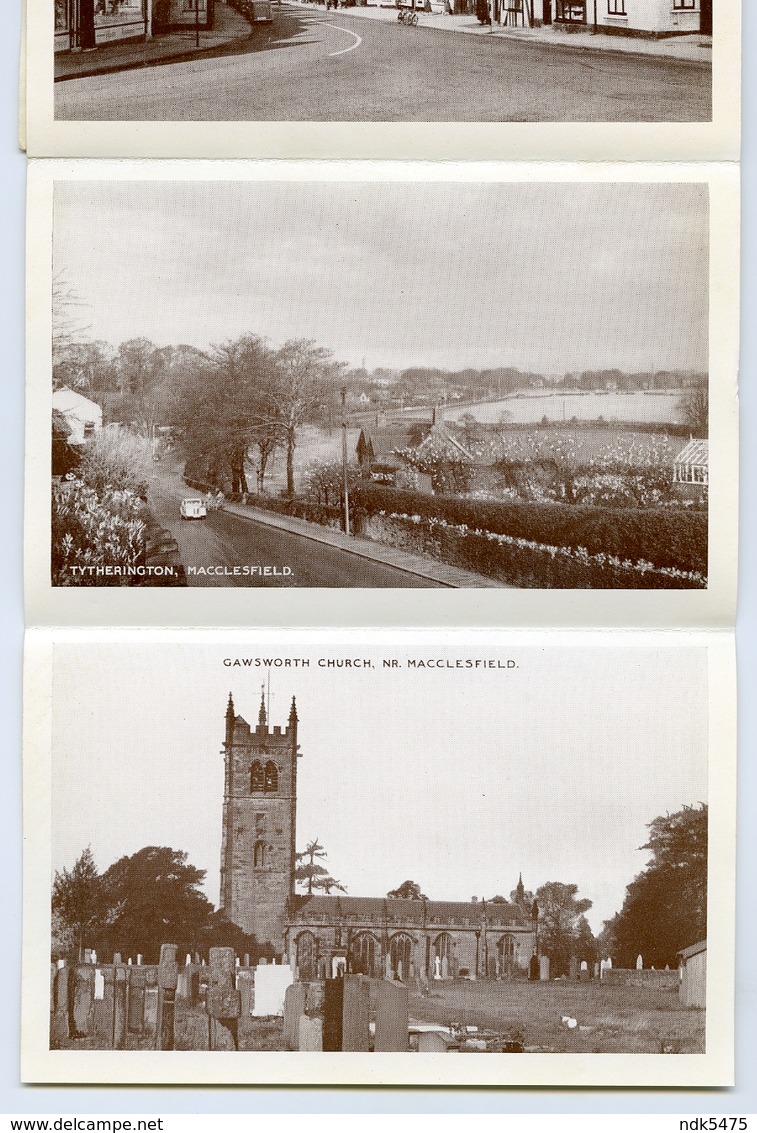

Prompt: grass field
[{"left": 408, "top": 979, "right": 705, "bottom": 1055}]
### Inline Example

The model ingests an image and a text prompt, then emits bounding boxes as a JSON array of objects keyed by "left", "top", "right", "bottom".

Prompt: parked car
[{"left": 180, "top": 498, "right": 207, "bottom": 520}]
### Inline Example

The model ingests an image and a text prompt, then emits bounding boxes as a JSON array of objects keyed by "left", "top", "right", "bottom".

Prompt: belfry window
[
  {"left": 250, "top": 761, "right": 265, "bottom": 793},
  {"left": 254, "top": 840, "right": 268, "bottom": 868},
  {"left": 264, "top": 761, "right": 279, "bottom": 792}
]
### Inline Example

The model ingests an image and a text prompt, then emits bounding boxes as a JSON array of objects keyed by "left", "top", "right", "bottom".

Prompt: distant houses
[
  {"left": 356, "top": 408, "right": 473, "bottom": 489},
  {"left": 498, "top": 0, "right": 710, "bottom": 36}
]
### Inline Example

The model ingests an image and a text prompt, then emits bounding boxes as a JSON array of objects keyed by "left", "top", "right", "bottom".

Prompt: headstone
[
  {"left": 72, "top": 967, "right": 94, "bottom": 1036},
  {"left": 342, "top": 976, "right": 370, "bottom": 1052},
  {"left": 323, "top": 978, "right": 344, "bottom": 1051},
  {"left": 305, "top": 980, "right": 324, "bottom": 1018},
  {"left": 580, "top": 960, "right": 588, "bottom": 971},
  {"left": 636, "top": 954, "right": 643, "bottom": 970},
  {"left": 94, "top": 969, "right": 105, "bottom": 1000},
  {"left": 593, "top": 963, "right": 600, "bottom": 979},
  {"left": 186, "top": 954, "right": 192, "bottom": 966},
  {"left": 207, "top": 947, "right": 241, "bottom": 1050},
  {"left": 137, "top": 954, "right": 143, "bottom": 966},
  {"left": 331, "top": 956, "right": 346, "bottom": 979},
  {"left": 237, "top": 971, "right": 254, "bottom": 1017},
  {"left": 93, "top": 973, "right": 114, "bottom": 1046},
  {"left": 283, "top": 983, "right": 307, "bottom": 1050},
  {"left": 252, "top": 963, "right": 293, "bottom": 1017},
  {"left": 298, "top": 1014, "right": 323, "bottom": 1051},
  {"left": 374, "top": 980, "right": 409, "bottom": 1052},
  {"left": 52, "top": 966, "right": 70, "bottom": 1044},
  {"left": 529, "top": 954, "right": 540, "bottom": 981},
  {"left": 157, "top": 943, "right": 179, "bottom": 1050},
  {"left": 441, "top": 956, "right": 449, "bottom": 980},
  {"left": 434, "top": 956, "right": 441, "bottom": 980},
  {"left": 143, "top": 987, "right": 158, "bottom": 1037},
  {"left": 384, "top": 954, "right": 393, "bottom": 981},
  {"left": 83, "top": 949, "right": 92, "bottom": 965},
  {"left": 127, "top": 967, "right": 146, "bottom": 1032},
  {"left": 244, "top": 954, "right": 250, "bottom": 968},
  {"left": 569, "top": 956, "right": 578, "bottom": 982},
  {"left": 176, "top": 970, "right": 190, "bottom": 1000},
  {"left": 418, "top": 1030, "right": 447, "bottom": 1053},
  {"left": 112, "top": 967, "right": 127, "bottom": 1050},
  {"left": 539, "top": 955, "right": 550, "bottom": 981},
  {"left": 396, "top": 960, "right": 403, "bottom": 983},
  {"left": 606, "top": 957, "right": 612, "bottom": 968},
  {"left": 113, "top": 953, "right": 122, "bottom": 966}
]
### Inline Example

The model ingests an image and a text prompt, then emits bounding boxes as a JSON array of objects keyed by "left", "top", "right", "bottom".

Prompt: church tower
[{"left": 219, "top": 690, "right": 299, "bottom": 951}]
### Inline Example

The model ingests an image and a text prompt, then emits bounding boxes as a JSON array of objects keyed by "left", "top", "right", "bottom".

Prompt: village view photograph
[
  {"left": 41, "top": 639, "right": 713, "bottom": 1066},
  {"left": 50, "top": 178, "right": 710, "bottom": 592},
  {"left": 52, "top": 0, "right": 713, "bottom": 123}
]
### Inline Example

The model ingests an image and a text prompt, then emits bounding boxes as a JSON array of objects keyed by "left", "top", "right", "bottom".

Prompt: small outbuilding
[
  {"left": 673, "top": 438, "right": 708, "bottom": 501},
  {"left": 678, "top": 939, "right": 707, "bottom": 1008}
]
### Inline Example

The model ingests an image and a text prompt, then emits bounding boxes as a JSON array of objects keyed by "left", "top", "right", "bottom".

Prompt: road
[
  {"left": 55, "top": 6, "right": 711, "bottom": 122},
  {"left": 148, "top": 468, "right": 441, "bottom": 587}
]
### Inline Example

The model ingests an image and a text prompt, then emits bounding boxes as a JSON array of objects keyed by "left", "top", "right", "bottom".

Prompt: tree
[
  {"left": 52, "top": 273, "right": 90, "bottom": 367},
  {"left": 603, "top": 803, "right": 707, "bottom": 968},
  {"left": 535, "top": 881, "right": 594, "bottom": 976},
  {"left": 295, "top": 839, "right": 346, "bottom": 896},
  {"left": 678, "top": 381, "right": 709, "bottom": 436},
  {"left": 96, "top": 846, "right": 214, "bottom": 964},
  {"left": 51, "top": 847, "right": 106, "bottom": 962},
  {"left": 266, "top": 340, "right": 344, "bottom": 497},
  {"left": 387, "top": 880, "right": 427, "bottom": 900}
]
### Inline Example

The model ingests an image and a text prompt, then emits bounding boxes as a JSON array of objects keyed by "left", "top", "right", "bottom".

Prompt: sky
[
  {"left": 50, "top": 639, "right": 708, "bottom": 934},
  {"left": 52, "top": 180, "right": 709, "bottom": 375}
]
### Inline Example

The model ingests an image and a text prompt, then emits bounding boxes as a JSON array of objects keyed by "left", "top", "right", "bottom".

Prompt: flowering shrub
[
  {"left": 52, "top": 476, "right": 146, "bottom": 586},
  {"left": 365, "top": 511, "right": 706, "bottom": 589},
  {"left": 351, "top": 484, "right": 707, "bottom": 577}
]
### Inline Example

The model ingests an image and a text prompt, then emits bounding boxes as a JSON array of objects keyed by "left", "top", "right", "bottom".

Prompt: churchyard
[{"left": 50, "top": 949, "right": 704, "bottom": 1055}]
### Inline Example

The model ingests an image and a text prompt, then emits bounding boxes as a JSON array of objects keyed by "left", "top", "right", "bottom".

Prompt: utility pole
[
  {"left": 341, "top": 386, "right": 350, "bottom": 536},
  {"left": 195, "top": 0, "right": 200, "bottom": 48}
]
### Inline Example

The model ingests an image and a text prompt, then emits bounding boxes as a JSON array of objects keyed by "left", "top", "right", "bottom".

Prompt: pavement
[
  {"left": 55, "top": 0, "right": 711, "bottom": 80},
  {"left": 55, "top": 3, "right": 255, "bottom": 80},
  {"left": 219, "top": 497, "right": 508, "bottom": 588}
]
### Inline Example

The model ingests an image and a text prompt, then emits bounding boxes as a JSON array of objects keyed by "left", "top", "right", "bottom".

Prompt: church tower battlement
[{"left": 219, "top": 690, "right": 299, "bottom": 950}]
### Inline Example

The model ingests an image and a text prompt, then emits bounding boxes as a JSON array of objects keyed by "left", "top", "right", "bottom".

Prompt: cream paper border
[
  {"left": 20, "top": 626, "right": 736, "bottom": 1086},
  {"left": 24, "top": 0, "right": 738, "bottom": 160},
  {"left": 26, "top": 159, "right": 739, "bottom": 630}
]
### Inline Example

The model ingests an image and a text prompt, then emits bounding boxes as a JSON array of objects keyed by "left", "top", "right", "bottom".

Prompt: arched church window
[
  {"left": 253, "top": 840, "right": 268, "bottom": 868},
  {"left": 350, "top": 932, "right": 379, "bottom": 978},
  {"left": 497, "top": 934, "right": 516, "bottom": 967},
  {"left": 389, "top": 933, "right": 414, "bottom": 982},
  {"left": 433, "top": 932, "right": 454, "bottom": 971},
  {"left": 264, "top": 761, "right": 278, "bottom": 792},
  {"left": 250, "top": 761, "right": 265, "bottom": 793},
  {"left": 296, "top": 931, "right": 318, "bottom": 981}
]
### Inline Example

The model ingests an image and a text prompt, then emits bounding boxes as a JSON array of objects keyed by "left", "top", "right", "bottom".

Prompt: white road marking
[{"left": 319, "top": 22, "right": 363, "bottom": 56}]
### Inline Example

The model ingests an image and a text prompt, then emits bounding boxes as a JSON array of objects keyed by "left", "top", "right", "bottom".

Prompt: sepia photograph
[
  {"left": 47, "top": 175, "right": 713, "bottom": 594},
  {"left": 22, "top": 630, "right": 734, "bottom": 1085}
]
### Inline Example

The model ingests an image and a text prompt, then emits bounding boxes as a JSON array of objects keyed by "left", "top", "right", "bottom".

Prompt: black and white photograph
[
  {"left": 22, "top": 630, "right": 734, "bottom": 1085},
  {"left": 23, "top": 0, "right": 739, "bottom": 160},
  {"left": 39, "top": 167, "right": 733, "bottom": 606}
]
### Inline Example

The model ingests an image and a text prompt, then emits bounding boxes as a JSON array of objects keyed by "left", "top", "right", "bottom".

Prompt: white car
[{"left": 180, "top": 498, "right": 207, "bottom": 520}]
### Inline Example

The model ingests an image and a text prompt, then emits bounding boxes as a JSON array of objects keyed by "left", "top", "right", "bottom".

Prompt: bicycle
[{"left": 397, "top": 7, "right": 419, "bottom": 24}]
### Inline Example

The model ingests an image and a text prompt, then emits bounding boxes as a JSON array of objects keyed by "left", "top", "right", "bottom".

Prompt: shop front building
[{"left": 494, "top": 0, "right": 710, "bottom": 35}]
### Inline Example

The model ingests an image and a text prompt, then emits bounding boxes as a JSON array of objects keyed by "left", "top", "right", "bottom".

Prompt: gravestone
[
  {"left": 52, "top": 966, "right": 70, "bottom": 1043},
  {"left": 298, "top": 1015, "right": 323, "bottom": 1051},
  {"left": 529, "top": 955, "right": 540, "bottom": 981},
  {"left": 636, "top": 954, "right": 643, "bottom": 970},
  {"left": 252, "top": 963, "right": 293, "bottom": 1017},
  {"left": 176, "top": 970, "right": 190, "bottom": 1000},
  {"left": 342, "top": 976, "right": 370, "bottom": 1052},
  {"left": 128, "top": 967, "right": 146, "bottom": 1032},
  {"left": 396, "top": 960, "right": 403, "bottom": 983},
  {"left": 384, "top": 954, "right": 393, "bottom": 981},
  {"left": 283, "top": 983, "right": 307, "bottom": 1050},
  {"left": 113, "top": 953, "right": 122, "bottom": 966},
  {"left": 441, "top": 956, "right": 449, "bottom": 980},
  {"left": 237, "top": 971, "right": 254, "bottom": 1017},
  {"left": 157, "top": 943, "right": 179, "bottom": 1051},
  {"left": 112, "top": 967, "right": 127, "bottom": 1050},
  {"left": 569, "top": 956, "right": 578, "bottom": 982},
  {"left": 93, "top": 970, "right": 114, "bottom": 1045},
  {"left": 143, "top": 987, "right": 158, "bottom": 1037},
  {"left": 374, "top": 980, "right": 409, "bottom": 1052},
  {"left": 72, "top": 967, "right": 94, "bottom": 1037},
  {"left": 94, "top": 969, "right": 105, "bottom": 1000},
  {"left": 418, "top": 1030, "right": 447, "bottom": 1053},
  {"left": 305, "top": 980, "right": 325, "bottom": 1018},
  {"left": 323, "top": 978, "right": 344, "bottom": 1051},
  {"left": 434, "top": 956, "right": 441, "bottom": 980},
  {"left": 539, "top": 955, "right": 550, "bottom": 981},
  {"left": 208, "top": 947, "right": 240, "bottom": 1051}
]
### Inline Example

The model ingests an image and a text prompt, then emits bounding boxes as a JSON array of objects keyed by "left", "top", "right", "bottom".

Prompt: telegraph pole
[{"left": 341, "top": 386, "right": 351, "bottom": 536}]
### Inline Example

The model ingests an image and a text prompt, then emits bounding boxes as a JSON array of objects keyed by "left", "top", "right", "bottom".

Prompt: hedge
[{"left": 350, "top": 484, "right": 707, "bottom": 577}]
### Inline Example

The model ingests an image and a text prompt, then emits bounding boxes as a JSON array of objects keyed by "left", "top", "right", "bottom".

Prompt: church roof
[{"left": 289, "top": 894, "right": 531, "bottom": 928}]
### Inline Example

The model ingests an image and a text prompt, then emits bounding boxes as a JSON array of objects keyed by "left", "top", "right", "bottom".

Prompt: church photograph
[{"left": 25, "top": 631, "right": 732, "bottom": 1084}]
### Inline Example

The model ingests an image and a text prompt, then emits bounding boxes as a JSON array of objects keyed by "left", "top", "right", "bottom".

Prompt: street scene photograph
[
  {"left": 51, "top": 0, "right": 713, "bottom": 122},
  {"left": 49, "top": 176, "right": 711, "bottom": 592},
  {"left": 30, "top": 634, "right": 723, "bottom": 1081}
]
